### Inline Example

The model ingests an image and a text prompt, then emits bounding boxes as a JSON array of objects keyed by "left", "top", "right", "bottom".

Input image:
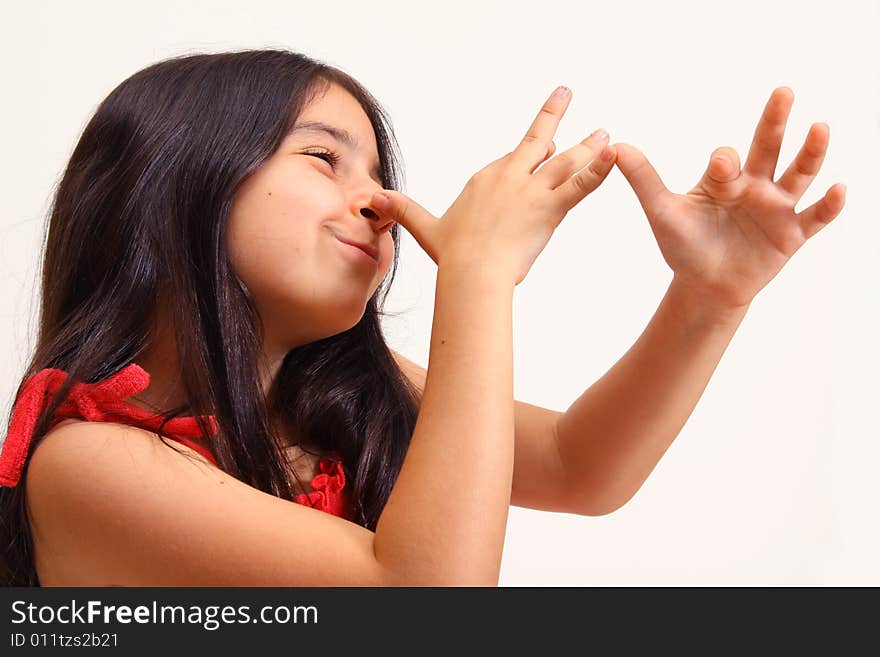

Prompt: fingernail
[
  {"left": 591, "top": 129, "right": 609, "bottom": 140},
  {"left": 372, "top": 192, "right": 390, "bottom": 209},
  {"left": 552, "top": 86, "right": 570, "bottom": 99}
]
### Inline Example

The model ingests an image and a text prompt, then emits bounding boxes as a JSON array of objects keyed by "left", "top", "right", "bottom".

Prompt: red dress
[{"left": 0, "top": 363, "right": 351, "bottom": 519}]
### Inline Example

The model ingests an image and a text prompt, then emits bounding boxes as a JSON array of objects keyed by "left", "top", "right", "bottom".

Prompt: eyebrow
[{"left": 288, "top": 121, "right": 383, "bottom": 182}]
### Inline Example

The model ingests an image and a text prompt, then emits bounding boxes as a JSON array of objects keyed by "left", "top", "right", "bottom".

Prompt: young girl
[{"left": 0, "top": 50, "right": 844, "bottom": 586}]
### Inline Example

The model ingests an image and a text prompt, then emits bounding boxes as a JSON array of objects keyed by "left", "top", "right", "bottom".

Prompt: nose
[{"left": 351, "top": 181, "right": 395, "bottom": 232}]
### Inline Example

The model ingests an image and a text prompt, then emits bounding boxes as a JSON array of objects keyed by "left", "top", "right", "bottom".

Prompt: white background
[{"left": 2, "top": 0, "right": 877, "bottom": 585}]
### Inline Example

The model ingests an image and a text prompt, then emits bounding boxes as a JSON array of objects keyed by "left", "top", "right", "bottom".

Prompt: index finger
[{"left": 511, "top": 86, "right": 572, "bottom": 170}]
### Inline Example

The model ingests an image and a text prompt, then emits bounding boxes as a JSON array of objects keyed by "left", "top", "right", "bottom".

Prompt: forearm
[
  {"left": 556, "top": 277, "right": 749, "bottom": 515},
  {"left": 374, "top": 264, "right": 514, "bottom": 585}
]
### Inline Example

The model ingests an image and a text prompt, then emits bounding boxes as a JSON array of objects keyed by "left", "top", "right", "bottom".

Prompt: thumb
[
  {"left": 614, "top": 143, "right": 670, "bottom": 218},
  {"left": 370, "top": 190, "right": 439, "bottom": 262}
]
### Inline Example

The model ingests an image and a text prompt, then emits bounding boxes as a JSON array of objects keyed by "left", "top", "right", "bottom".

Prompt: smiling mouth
[
  {"left": 334, "top": 235, "right": 379, "bottom": 264},
  {"left": 334, "top": 235, "right": 379, "bottom": 263}
]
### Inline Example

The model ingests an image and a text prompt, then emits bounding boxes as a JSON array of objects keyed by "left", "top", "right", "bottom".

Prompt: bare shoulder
[
  {"left": 25, "top": 419, "right": 385, "bottom": 586},
  {"left": 30, "top": 418, "right": 217, "bottom": 477},
  {"left": 390, "top": 349, "right": 426, "bottom": 395}
]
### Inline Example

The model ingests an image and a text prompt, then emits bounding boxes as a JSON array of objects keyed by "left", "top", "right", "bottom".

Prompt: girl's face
[{"left": 227, "top": 82, "right": 395, "bottom": 354}]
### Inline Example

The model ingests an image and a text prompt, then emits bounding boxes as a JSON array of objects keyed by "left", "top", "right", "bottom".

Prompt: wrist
[
  {"left": 437, "top": 258, "right": 516, "bottom": 291},
  {"left": 666, "top": 276, "right": 751, "bottom": 332}
]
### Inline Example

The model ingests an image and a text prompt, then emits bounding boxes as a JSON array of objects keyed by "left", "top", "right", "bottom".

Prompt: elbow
[
  {"left": 572, "top": 502, "right": 617, "bottom": 517},
  {"left": 560, "top": 465, "right": 643, "bottom": 517},
  {"left": 565, "top": 486, "right": 631, "bottom": 517}
]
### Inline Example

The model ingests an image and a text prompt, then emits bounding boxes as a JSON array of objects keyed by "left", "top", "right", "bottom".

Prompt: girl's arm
[
  {"left": 555, "top": 279, "right": 748, "bottom": 515},
  {"left": 558, "top": 87, "right": 843, "bottom": 515},
  {"left": 374, "top": 265, "right": 515, "bottom": 585}
]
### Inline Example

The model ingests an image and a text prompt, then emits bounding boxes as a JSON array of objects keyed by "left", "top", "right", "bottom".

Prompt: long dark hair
[{"left": 0, "top": 49, "right": 420, "bottom": 585}]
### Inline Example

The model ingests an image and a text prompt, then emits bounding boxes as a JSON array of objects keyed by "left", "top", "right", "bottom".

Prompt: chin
[{"left": 321, "top": 299, "right": 371, "bottom": 336}]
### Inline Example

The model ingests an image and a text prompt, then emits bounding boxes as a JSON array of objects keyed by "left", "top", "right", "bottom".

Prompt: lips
[{"left": 334, "top": 235, "right": 379, "bottom": 262}]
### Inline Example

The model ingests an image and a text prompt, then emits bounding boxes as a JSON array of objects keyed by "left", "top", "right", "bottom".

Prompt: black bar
[{"left": 0, "top": 587, "right": 873, "bottom": 651}]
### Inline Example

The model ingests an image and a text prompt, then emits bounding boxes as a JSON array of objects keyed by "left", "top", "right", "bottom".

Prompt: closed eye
[
  {"left": 304, "top": 149, "right": 341, "bottom": 169},
  {"left": 303, "top": 148, "right": 383, "bottom": 186}
]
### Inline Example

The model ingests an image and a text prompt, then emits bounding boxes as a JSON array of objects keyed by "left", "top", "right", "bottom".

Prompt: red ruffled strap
[
  {"left": 294, "top": 455, "right": 351, "bottom": 519},
  {"left": 0, "top": 364, "right": 217, "bottom": 487},
  {"left": 1, "top": 364, "right": 351, "bottom": 519}
]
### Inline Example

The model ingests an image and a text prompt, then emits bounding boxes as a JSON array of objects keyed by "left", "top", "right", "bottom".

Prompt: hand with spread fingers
[
  {"left": 369, "top": 86, "right": 617, "bottom": 287},
  {"left": 614, "top": 87, "right": 846, "bottom": 312}
]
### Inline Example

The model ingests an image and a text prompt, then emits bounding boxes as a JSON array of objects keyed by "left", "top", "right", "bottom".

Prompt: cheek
[
  {"left": 228, "top": 160, "right": 337, "bottom": 246},
  {"left": 227, "top": 182, "right": 326, "bottom": 298}
]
